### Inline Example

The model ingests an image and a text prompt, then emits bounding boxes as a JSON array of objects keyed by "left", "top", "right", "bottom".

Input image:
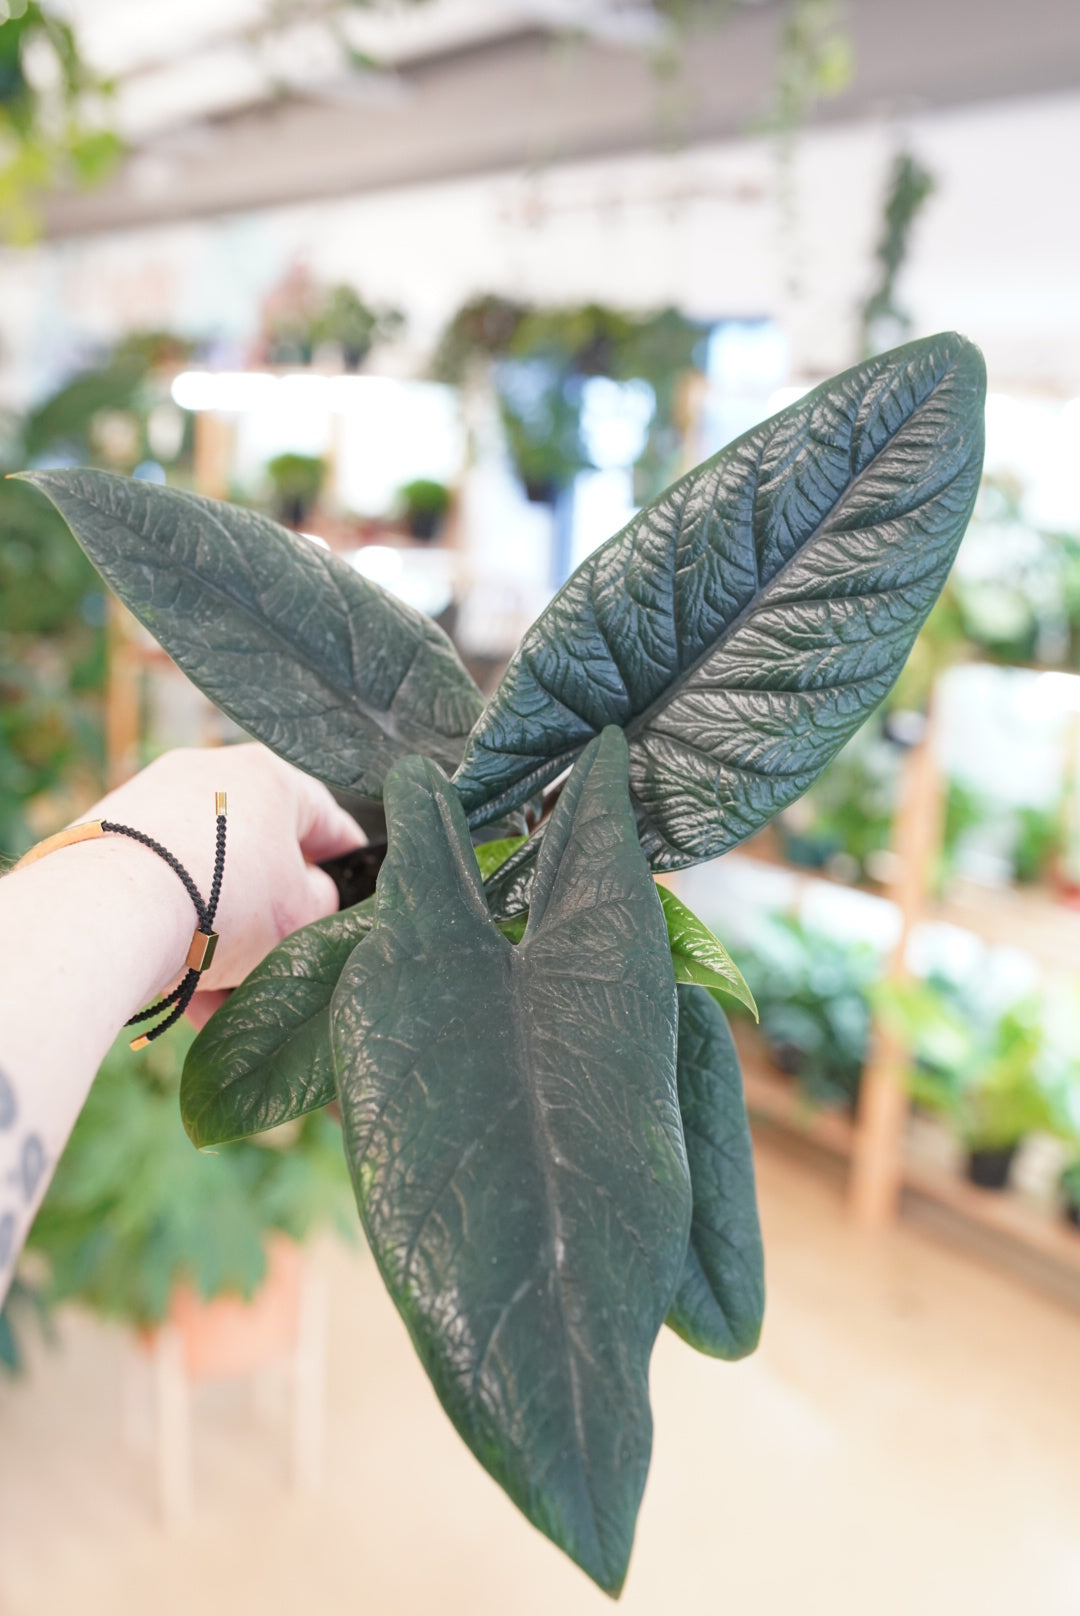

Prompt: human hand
[{"left": 79, "top": 744, "right": 362, "bottom": 1025}]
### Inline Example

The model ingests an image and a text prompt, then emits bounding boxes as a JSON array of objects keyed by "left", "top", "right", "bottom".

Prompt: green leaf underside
[
  {"left": 656, "top": 885, "right": 757, "bottom": 1017},
  {"left": 453, "top": 332, "right": 986, "bottom": 869},
  {"left": 22, "top": 470, "right": 483, "bottom": 800},
  {"left": 180, "top": 902, "right": 373, "bottom": 1148},
  {"left": 331, "top": 729, "right": 690, "bottom": 1594},
  {"left": 666, "top": 986, "right": 765, "bottom": 1360}
]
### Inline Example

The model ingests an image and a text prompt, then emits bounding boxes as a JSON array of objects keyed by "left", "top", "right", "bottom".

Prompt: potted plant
[
  {"left": 395, "top": 477, "right": 451, "bottom": 541},
  {"left": 433, "top": 294, "right": 703, "bottom": 505},
  {"left": 312, "top": 283, "right": 403, "bottom": 371},
  {"left": 27, "top": 1026, "right": 353, "bottom": 1341},
  {"left": 1060, "top": 1159, "right": 1080, "bottom": 1230},
  {"left": 24, "top": 330, "right": 985, "bottom": 1595},
  {"left": 728, "top": 915, "right": 878, "bottom": 1110},
  {"left": 875, "top": 978, "right": 1066, "bottom": 1188},
  {"left": 265, "top": 452, "right": 325, "bottom": 529}
]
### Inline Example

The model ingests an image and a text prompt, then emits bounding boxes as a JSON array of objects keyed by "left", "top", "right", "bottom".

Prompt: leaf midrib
[
  {"left": 507, "top": 938, "right": 608, "bottom": 1575},
  {"left": 623, "top": 353, "right": 963, "bottom": 746}
]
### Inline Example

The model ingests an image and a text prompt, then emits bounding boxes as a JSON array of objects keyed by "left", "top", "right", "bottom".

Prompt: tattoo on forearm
[
  {"left": 0, "top": 1068, "right": 14, "bottom": 1131},
  {"left": 0, "top": 1065, "right": 48, "bottom": 1288}
]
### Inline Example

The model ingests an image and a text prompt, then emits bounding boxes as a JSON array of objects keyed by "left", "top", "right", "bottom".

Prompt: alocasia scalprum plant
[{"left": 24, "top": 331, "right": 985, "bottom": 1595}]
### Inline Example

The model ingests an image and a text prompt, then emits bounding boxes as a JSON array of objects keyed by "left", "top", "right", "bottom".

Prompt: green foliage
[
  {"left": 456, "top": 333, "right": 985, "bottom": 872},
  {"left": 658, "top": 885, "right": 757, "bottom": 1016},
  {"left": 266, "top": 451, "right": 325, "bottom": 524},
  {"left": 32, "top": 331, "right": 985, "bottom": 1593},
  {"left": 0, "top": 4, "right": 122, "bottom": 241},
  {"left": 29, "top": 1027, "right": 353, "bottom": 1328},
  {"left": 666, "top": 985, "right": 764, "bottom": 1359},
  {"left": 311, "top": 283, "right": 403, "bottom": 366},
  {"left": 332, "top": 733, "right": 689, "bottom": 1593},
  {"left": 873, "top": 978, "right": 1073, "bottom": 1151},
  {"left": 860, "top": 151, "right": 937, "bottom": 357},
  {"left": 396, "top": 476, "right": 451, "bottom": 540},
  {"left": 0, "top": 353, "right": 155, "bottom": 861},
  {"left": 434, "top": 295, "right": 704, "bottom": 502},
  {"left": 23, "top": 469, "right": 485, "bottom": 804},
  {"left": 731, "top": 915, "right": 878, "bottom": 1109},
  {"left": 0, "top": 1273, "right": 51, "bottom": 1376}
]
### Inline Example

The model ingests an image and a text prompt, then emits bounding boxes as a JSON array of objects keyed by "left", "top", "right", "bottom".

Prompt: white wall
[{"left": 1, "top": 89, "right": 1078, "bottom": 404}]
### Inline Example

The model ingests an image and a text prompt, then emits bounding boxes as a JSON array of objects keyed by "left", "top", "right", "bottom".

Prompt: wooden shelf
[
  {"left": 732, "top": 837, "right": 1080, "bottom": 975},
  {"left": 736, "top": 1028, "right": 1080, "bottom": 1293}
]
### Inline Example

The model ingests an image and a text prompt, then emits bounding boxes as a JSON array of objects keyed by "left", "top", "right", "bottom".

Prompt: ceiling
[{"left": 44, "top": 0, "right": 1080, "bottom": 237}]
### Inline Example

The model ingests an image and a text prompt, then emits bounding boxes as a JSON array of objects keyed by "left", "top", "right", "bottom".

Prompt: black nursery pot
[
  {"left": 1064, "top": 1198, "right": 1080, "bottom": 1231},
  {"left": 966, "top": 1143, "right": 1018, "bottom": 1190}
]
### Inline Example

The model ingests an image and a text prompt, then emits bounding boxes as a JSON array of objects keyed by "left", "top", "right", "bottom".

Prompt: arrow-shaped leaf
[
  {"left": 332, "top": 728, "right": 690, "bottom": 1594},
  {"left": 454, "top": 332, "right": 985, "bottom": 868},
  {"left": 21, "top": 469, "right": 484, "bottom": 799},
  {"left": 667, "top": 985, "right": 764, "bottom": 1360},
  {"left": 181, "top": 901, "right": 373, "bottom": 1148}
]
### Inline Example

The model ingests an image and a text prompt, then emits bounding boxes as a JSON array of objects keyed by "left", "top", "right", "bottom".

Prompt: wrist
[{"left": 13, "top": 833, "right": 194, "bottom": 1012}]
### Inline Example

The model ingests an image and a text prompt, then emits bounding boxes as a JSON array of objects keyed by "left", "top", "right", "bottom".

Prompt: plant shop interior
[{"left": 2, "top": 2, "right": 1080, "bottom": 1613}]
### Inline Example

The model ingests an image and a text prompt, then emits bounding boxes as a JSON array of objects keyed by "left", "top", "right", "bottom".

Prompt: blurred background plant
[
  {"left": 0, "top": 347, "right": 162, "bottom": 862},
  {"left": 0, "top": 0, "right": 123, "bottom": 242},
  {"left": 22, "top": 1026, "right": 354, "bottom": 1334},
  {"left": 728, "top": 915, "right": 879, "bottom": 1111},
  {"left": 266, "top": 451, "right": 326, "bottom": 528},
  {"left": 433, "top": 295, "right": 705, "bottom": 505},
  {"left": 873, "top": 975, "right": 1077, "bottom": 1185},
  {"left": 395, "top": 476, "right": 451, "bottom": 541}
]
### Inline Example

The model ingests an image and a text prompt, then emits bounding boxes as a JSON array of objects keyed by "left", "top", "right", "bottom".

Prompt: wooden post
[
  {"left": 193, "top": 411, "right": 234, "bottom": 500},
  {"left": 104, "top": 598, "right": 141, "bottom": 787},
  {"left": 849, "top": 708, "right": 944, "bottom": 1229}
]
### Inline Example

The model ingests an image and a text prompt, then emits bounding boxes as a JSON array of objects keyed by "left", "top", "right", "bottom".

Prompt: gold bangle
[{"left": 11, "top": 820, "right": 106, "bottom": 872}]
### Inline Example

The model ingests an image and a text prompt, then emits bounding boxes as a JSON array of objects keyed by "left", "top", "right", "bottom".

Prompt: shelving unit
[{"left": 731, "top": 706, "right": 1080, "bottom": 1302}]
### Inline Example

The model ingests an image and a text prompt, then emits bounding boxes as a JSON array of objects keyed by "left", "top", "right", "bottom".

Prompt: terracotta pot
[{"left": 143, "top": 1235, "right": 303, "bottom": 1377}]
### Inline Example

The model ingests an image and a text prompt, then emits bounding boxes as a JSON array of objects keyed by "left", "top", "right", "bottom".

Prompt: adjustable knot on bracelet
[{"left": 12, "top": 792, "right": 228, "bottom": 1051}]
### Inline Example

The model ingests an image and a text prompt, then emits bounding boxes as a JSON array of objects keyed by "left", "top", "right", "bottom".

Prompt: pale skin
[{"left": 0, "top": 744, "right": 362, "bottom": 1308}]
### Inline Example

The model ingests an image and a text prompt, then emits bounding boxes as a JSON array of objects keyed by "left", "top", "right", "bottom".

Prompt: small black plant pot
[
  {"left": 966, "top": 1144, "right": 1018, "bottom": 1191},
  {"left": 406, "top": 509, "right": 441, "bottom": 542},
  {"left": 1064, "top": 1200, "right": 1080, "bottom": 1231}
]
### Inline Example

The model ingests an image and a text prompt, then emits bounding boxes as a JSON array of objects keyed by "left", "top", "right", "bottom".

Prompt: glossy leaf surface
[
  {"left": 23, "top": 470, "right": 483, "bottom": 799},
  {"left": 181, "top": 902, "right": 373, "bottom": 1147},
  {"left": 454, "top": 333, "right": 986, "bottom": 867},
  {"left": 667, "top": 986, "right": 764, "bottom": 1359},
  {"left": 332, "top": 730, "right": 689, "bottom": 1593},
  {"left": 657, "top": 886, "right": 756, "bottom": 1017}
]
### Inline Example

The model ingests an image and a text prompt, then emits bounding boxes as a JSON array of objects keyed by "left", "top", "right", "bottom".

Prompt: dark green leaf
[
  {"left": 332, "top": 729, "right": 690, "bottom": 1594},
  {"left": 454, "top": 332, "right": 986, "bottom": 867},
  {"left": 20, "top": 470, "right": 484, "bottom": 799},
  {"left": 181, "top": 902, "right": 373, "bottom": 1147},
  {"left": 667, "top": 986, "right": 764, "bottom": 1360},
  {"left": 658, "top": 885, "right": 757, "bottom": 1017}
]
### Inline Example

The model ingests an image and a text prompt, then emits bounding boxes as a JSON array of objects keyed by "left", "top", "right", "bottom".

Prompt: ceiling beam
[{"left": 43, "top": 0, "right": 1080, "bottom": 238}]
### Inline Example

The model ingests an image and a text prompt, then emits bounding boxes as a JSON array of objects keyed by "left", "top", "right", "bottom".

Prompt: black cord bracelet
[{"left": 12, "top": 792, "right": 228, "bottom": 1050}]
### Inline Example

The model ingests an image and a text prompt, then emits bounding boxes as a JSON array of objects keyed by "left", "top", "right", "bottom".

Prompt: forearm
[{"left": 0, "top": 839, "right": 190, "bottom": 1304}]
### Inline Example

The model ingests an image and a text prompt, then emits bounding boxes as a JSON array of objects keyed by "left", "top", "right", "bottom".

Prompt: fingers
[
  {"left": 185, "top": 988, "right": 231, "bottom": 1031},
  {"left": 302, "top": 860, "right": 341, "bottom": 924},
  {"left": 294, "top": 773, "right": 365, "bottom": 864}
]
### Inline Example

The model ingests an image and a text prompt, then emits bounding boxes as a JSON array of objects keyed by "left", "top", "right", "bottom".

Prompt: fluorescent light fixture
[
  {"left": 1018, "top": 670, "right": 1080, "bottom": 719},
  {"left": 171, "top": 370, "right": 277, "bottom": 412}
]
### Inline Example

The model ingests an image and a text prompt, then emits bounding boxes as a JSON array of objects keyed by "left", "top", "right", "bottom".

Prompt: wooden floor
[{"left": 2, "top": 1142, "right": 1080, "bottom": 1616}]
